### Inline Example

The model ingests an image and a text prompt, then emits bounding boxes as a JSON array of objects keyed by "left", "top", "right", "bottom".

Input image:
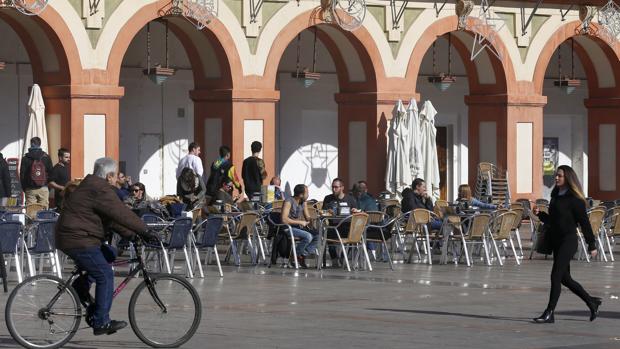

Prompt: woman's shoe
[
  {"left": 589, "top": 297, "right": 602, "bottom": 322},
  {"left": 533, "top": 309, "right": 555, "bottom": 323}
]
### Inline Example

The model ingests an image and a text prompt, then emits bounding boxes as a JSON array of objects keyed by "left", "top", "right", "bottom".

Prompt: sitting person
[
  {"left": 124, "top": 182, "right": 148, "bottom": 209},
  {"left": 177, "top": 167, "right": 206, "bottom": 210},
  {"left": 211, "top": 178, "right": 245, "bottom": 207},
  {"left": 457, "top": 184, "right": 497, "bottom": 210},
  {"left": 352, "top": 180, "right": 378, "bottom": 212},
  {"left": 323, "top": 178, "right": 359, "bottom": 267},
  {"left": 280, "top": 184, "right": 319, "bottom": 269},
  {"left": 270, "top": 176, "right": 285, "bottom": 200},
  {"left": 401, "top": 178, "right": 441, "bottom": 230}
]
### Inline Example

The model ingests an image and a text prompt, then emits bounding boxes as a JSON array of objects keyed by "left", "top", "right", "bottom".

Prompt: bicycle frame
[{"left": 45, "top": 242, "right": 168, "bottom": 318}]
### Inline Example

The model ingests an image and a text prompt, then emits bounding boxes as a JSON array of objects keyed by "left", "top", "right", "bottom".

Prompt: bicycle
[{"left": 5, "top": 236, "right": 202, "bottom": 348}]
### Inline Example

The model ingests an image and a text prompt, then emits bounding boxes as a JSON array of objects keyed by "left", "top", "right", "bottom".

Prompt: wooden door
[{"left": 436, "top": 127, "right": 448, "bottom": 200}]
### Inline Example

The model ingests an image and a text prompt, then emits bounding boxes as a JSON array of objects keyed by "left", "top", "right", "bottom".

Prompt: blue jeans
[
  {"left": 65, "top": 246, "right": 114, "bottom": 328},
  {"left": 290, "top": 227, "right": 318, "bottom": 257},
  {"left": 431, "top": 219, "right": 442, "bottom": 231}
]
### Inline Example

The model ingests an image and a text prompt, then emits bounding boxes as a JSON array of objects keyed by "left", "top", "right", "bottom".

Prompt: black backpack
[
  {"left": 270, "top": 229, "right": 292, "bottom": 265},
  {"left": 206, "top": 161, "right": 232, "bottom": 196}
]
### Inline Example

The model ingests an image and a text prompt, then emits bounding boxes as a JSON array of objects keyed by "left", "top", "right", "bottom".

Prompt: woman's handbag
[{"left": 535, "top": 223, "right": 553, "bottom": 255}]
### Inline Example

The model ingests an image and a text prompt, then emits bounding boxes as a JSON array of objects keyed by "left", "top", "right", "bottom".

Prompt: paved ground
[{"left": 1, "top": 253, "right": 620, "bottom": 349}]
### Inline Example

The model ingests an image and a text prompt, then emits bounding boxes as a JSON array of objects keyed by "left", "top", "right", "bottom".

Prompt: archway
[
  {"left": 269, "top": 20, "right": 380, "bottom": 199},
  {"left": 535, "top": 21, "right": 620, "bottom": 200}
]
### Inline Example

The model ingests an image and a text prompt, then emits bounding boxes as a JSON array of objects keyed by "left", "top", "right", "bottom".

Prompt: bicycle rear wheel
[
  {"left": 128, "top": 274, "right": 201, "bottom": 348},
  {"left": 5, "top": 275, "right": 82, "bottom": 349}
]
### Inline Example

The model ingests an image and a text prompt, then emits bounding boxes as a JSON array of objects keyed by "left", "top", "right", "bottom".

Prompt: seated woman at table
[
  {"left": 281, "top": 184, "right": 318, "bottom": 269},
  {"left": 124, "top": 182, "right": 149, "bottom": 209},
  {"left": 456, "top": 184, "right": 497, "bottom": 210},
  {"left": 177, "top": 167, "right": 207, "bottom": 210}
]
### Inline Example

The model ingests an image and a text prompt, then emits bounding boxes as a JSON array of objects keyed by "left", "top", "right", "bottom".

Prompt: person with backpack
[
  {"left": 20, "top": 137, "right": 53, "bottom": 208},
  {"left": 242, "top": 141, "right": 267, "bottom": 198},
  {"left": 206, "top": 146, "right": 242, "bottom": 198}
]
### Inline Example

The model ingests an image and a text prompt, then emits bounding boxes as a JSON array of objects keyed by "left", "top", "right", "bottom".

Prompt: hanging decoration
[
  {"left": 168, "top": 0, "right": 217, "bottom": 30},
  {"left": 470, "top": 0, "right": 505, "bottom": 62},
  {"left": 320, "top": 0, "right": 366, "bottom": 32},
  {"left": 597, "top": 0, "right": 620, "bottom": 44},
  {"left": 577, "top": 5, "right": 597, "bottom": 35},
  {"left": 143, "top": 21, "right": 176, "bottom": 85},
  {"left": 0, "top": 0, "right": 48, "bottom": 16},
  {"left": 428, "top": 33, "right": 456, "bottom": 92},
  {"left": 455, "top": 0, "right": 474, "bottom": 31},
  {"left": 292, "top": 28, "right": 321, "bottom": 88},
  {"left": 553, "top": 39, "right": 581, "bottom": 95}
]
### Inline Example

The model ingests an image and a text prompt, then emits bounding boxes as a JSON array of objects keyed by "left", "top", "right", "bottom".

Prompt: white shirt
[{"left": 176, "top": 154, "right": 204, "bottom": 178}]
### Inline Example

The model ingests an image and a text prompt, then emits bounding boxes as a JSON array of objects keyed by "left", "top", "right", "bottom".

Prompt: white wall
[{"left": 0, "top": 20, "right": 33, "bottom": 160}]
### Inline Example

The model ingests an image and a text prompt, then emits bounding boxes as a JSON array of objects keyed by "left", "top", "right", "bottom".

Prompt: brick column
[
  {"left": 191, "top": 89, "right": 279, "bottom": 186},
  {"left": 335, "top": 92, "right": 417, "bottom": 195},
  {"left": 465, "top": 94, "right": 546, "bottom": 201},
  {"left": 585, "top": 98, "right": 620, "bottom": 200},
  {"left": 42, "top": 85, "right": 124, "bottom": 179}
]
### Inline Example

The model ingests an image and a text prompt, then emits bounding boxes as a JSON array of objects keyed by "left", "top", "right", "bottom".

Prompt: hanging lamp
[
  {"left": 143, "top": 21, "right": 176, "bottom": 85},
  {"left": 428, "top": 33, "right": 456, "bottom": 92},
  {"left": 291, "top": 27, "right": 321, "bottom": 88},
  {"left": 553, "top": 38, "right": 581, "bottom": 95}
]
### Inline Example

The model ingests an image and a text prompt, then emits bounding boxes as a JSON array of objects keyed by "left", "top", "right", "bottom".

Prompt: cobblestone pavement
[{"left": 1, "top": 254, "right": 620, "bottom": 349}]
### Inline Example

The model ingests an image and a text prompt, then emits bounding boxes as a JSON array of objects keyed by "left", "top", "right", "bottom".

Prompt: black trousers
[{"left": 547, "top": 236, "right": 592, "bottom": 310}]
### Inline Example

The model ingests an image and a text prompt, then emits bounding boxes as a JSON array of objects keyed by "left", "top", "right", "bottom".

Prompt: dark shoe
[
  {"left": 533, "top": 309, "right": 554, "bottom": 323},
  {"left": 93, "top": 320, "right": 127, "bottom": 336},
  {"left": 297, "top": 256, "right": 308, "bottom": 269},
  {"left": 589, "top": 297, "right": 602, "bottom": 321}
]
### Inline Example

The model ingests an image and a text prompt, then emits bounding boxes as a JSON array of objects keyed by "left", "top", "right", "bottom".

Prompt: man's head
[
  {"left": 58, "top": 148, "right": 70, "bottom": 165},
  {"left": 220, "top": 178, "right": 233, "bottom": 193},
  {"left": 219, "top": 146, "right": 231, "bottom": 161},
  {"left": 352, "top": 181, "right": 367, "bottom": 199},
  {"left": 270, "top": 176, "right": 281, "bottom": 187},
  {"left": 412, "top": 178, "right": 426, "bottom": 195},
  {"left": 30, "top": 137, "right": 41, "bottom": 148},
  {"left": 331, "top": 178, "right": 345, "bottom": 197},
  {"left": 93, "top": 157, "right": 118, "bottom": 186},
  {"left": 293, "top": 184, "right": 308, "bottom": 201},
  {"left": 251, "top": 141, "right": 262, "bottom": 155},
  {"left": 117, "top": 172, "right": 127, "bottom": 187},
  {"left": 188, "top": 142, "right": 201, "bottom": 156}
]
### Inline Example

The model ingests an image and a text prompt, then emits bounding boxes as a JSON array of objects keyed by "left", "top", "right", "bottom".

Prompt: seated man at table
[
  {"left": 352, "top": 181, "right": 387, "bottom": 259},
  {"left": 401, "top": 178, "right": 442, "bottom": 230},
  {"left": 322, "top": 178, "right": 360, "bottom": 267},
  {"left": 211, "top": 178, "right": 245, "bottom": 206},
  {"left": 281, "top": 184, "right": 318, "bottom": 269}
]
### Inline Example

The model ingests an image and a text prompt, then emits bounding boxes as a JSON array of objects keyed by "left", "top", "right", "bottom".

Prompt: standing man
[
  {"left": 0, "top": 151, "right": 11, "bottom": 200},
  {"left": 242, "top": 141, "right": 267, "bottom": 198},
  {"left": 176, "top": 142, "right": 203, "bottom": 179},
  {"left": 20, "top": 137, "right": 53, "bottom": 208},
  {"left": 48, "top": 148, "right": 71, "bottom": 210},
  {"left": 206, "top": 145, "right": 243, "bottom": 197}
]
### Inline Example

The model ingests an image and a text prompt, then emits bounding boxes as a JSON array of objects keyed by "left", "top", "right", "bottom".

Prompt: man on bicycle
[{"left": 55, "top": 157, "right": 155, "bottom": 335}]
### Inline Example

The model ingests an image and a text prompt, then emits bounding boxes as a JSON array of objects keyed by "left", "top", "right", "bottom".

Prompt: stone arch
[
  {"left": 105, "top": 0, "right": 241, "bottom": 88},
  {"left": 260, "top": 10, "right": 385, "bottom": 92},
  {"left": 406, "top": 16, "right": 518, "bottom": 95},
  {"left": 533, "top": 21, "right": 620, "bottom": 96}
]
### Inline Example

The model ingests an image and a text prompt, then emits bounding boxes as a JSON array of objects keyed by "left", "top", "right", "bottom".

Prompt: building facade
[{"left": 0, "top": 0, "right": 619, "bottom": 200}]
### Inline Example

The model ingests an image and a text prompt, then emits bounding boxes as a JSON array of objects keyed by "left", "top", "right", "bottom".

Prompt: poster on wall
[
  {"left": 6, "top": 158, "right": 23, "bottom": 206},
  {"left": 543, "top": 138, "right": 559, "bottom": 192}
]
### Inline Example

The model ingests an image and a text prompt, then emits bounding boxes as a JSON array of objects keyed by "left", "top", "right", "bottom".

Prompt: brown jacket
[{"left": 55, "top": 174, "right": 147, "bottom": 252}]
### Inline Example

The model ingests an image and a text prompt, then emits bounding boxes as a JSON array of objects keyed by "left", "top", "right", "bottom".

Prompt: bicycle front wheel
[
  {"left": 129, "top": 274, "right": 201, "bottom": 348},
  {"left": 5, "top": 275, "right": 82, "bottom": 349}
]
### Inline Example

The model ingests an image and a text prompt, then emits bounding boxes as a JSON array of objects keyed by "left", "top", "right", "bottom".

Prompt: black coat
[
  {"left": 538, "top": 191, "right": 596, "bottom": 251},
  {"left": 401, "top": 188, "right": 433, "bottom": 213},
  {"left": 19, "top": 148, "right": 53, "bottom": 190},
  {"left": 0, "top": 153, "right": 11, "bottom": 198}
]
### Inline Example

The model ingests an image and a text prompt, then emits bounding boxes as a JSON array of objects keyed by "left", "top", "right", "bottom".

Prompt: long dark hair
[
  {"left": 551, "top": 165, "right": 585, "bottom": 201},
  {"left": 179, "top": 168, "right": 197, "bottom": 191}
]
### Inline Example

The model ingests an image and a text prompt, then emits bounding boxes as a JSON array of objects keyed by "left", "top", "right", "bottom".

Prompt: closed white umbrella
[
  {"left": 406, "top": 99, "right": 422, "bottom": 179},
  {"left": 419, "top": 100, "right": 440, "bottom": 201},
  {"left": 385, "top": 99, "right": 412, "bottom": 195},
  {"left": 23, "top": 84, "right": 48, "bottom": 155}
]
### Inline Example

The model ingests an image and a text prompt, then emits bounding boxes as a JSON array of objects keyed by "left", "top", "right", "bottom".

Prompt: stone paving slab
[{"left": 1, "top": 257, "right": 619, "bottom": 349}]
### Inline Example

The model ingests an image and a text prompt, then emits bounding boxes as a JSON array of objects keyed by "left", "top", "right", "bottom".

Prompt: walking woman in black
[{"left": 533, "top": 165, "right": 601, "bottom": 323}]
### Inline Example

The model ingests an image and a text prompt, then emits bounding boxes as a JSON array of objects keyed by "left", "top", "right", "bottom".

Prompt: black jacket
[
  {"left": 401, "top": 188, "right": 433, "bottom": 213},
  {"left": 0, "top": 153, "right": 11, "bottom": 198},
  {"left": 538, "top": 191, "right": 596, "bottom": 251},
  {"left": 20, "top": 148, "right": 53, "bottom": 190}
]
